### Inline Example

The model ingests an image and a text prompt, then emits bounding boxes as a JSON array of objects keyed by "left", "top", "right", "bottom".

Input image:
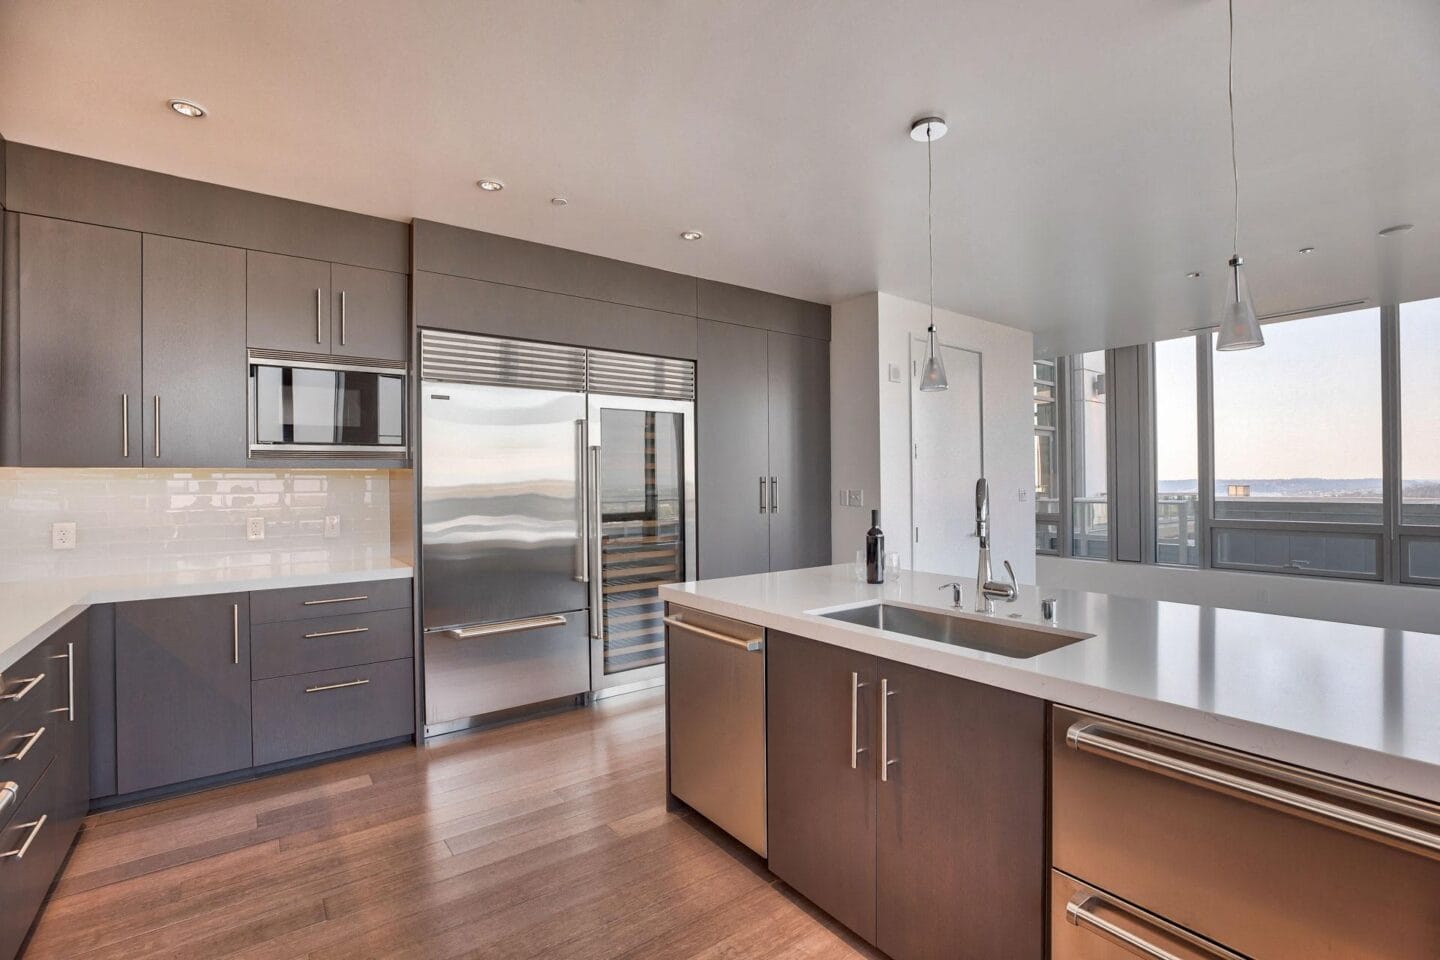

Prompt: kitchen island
[{"left": 660, "top": 564, "right": 1440, "bottom": 960}]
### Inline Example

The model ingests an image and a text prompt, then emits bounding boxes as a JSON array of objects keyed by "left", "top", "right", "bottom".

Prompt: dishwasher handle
[
  {"left": 1066, "top": 886, "right": 1248, "bottom": 960},
  {"left": 663, "top": 615, "right": 763, "bottom": 652}
]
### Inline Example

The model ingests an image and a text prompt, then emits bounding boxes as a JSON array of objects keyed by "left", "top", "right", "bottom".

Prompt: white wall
[
  {"left": 1038, "top": 555, "right": 1440, "bottom": 632},
  {"left": 830, "top": 291, "right": 1036, "bottom": 583}
]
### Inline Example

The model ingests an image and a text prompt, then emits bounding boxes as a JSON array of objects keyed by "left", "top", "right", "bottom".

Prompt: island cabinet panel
[
  {"left": 15, "top": 214, "right": 141, "bottom": 467},
  {"left": 115, "top": 594, "right": 253, "bottom": 794},
  {"left": 766, "top": 630, "right": 878, "bottom": 944},
  {"left": 875, "top": 659, "right": 1045, "bottom": 960}
]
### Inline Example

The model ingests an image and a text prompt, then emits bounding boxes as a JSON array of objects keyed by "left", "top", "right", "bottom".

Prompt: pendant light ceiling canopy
[
  {"left": 1215, "top": 0, "right": 1263, "bottom": 351},
  {"left": 913, "top": 115, "right": 949, "bottom": 392}
]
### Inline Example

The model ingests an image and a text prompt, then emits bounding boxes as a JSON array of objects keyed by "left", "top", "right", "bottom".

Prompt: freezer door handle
[
  {"left": 588, "top": 445, "right": 604, "bottom": 642},
  {"left": 444, "top": 614, "right": 569, "bottom": 640},
  {"left": 576, "top": 419, "right": 590, "bottom": 583}
]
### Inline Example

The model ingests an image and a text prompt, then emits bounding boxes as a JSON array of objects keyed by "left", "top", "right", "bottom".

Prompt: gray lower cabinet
[
  {"left": 252, "top": 658, "right": 414, "bottom": 766},
  {"left": 331, "top": 264, "right": 408, "bottom": 362},
  {"left": 114, "top": 594, "right": 253, "bottom": 794},
  {"left": 141, "top": 235, "right": 248, "bottom": 467},
  {"left": 15, "top": 215, "right": 141, "bottom": 467},
  {"left": 696, "top": 320, "right": 831, "bottom": 579},
  {"left": 246, "top": 250, "right": 332, "bottom": 353},
  {"left": 0, "top": 611, "right": 90, "bottom": 960}
]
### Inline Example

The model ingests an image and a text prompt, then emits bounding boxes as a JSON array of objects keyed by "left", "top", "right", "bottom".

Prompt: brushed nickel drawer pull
[
  {"left": 232, "top": 603, "right": 240, "bottom": 665},
  {"left": 662, "top": 616, "right": 762, "bottom": 652},
  {"left": 48, "top": 647, "right": 74, "bottom": 722},
  {"left": 446, "top": 614, "right": 567, "bottom": 640},
  {"left": 339, "top": 290, "right": 347, "bottom": 345},
  {"left": 1066, "top": 886, "right": 1247, "bottom": 960},
  {"left": 850, "top": 672, "right": 869, "bottom": 769},
  {"left": 153, "top": 395, "right": 161, "bottom": 458},
  {"left": 303, "top": 626, "right": 370, "bottom": 639},
  {"left": 122, "top": 393, "right": 130, "bottom": 457},
  {"left": 305, "top": 679, "right": 370, "bottom": 694},
  {"left": 1, "top": 814, "right": 47, "bottom": 860},
  {"left": 880, "top": 677, "right": 896, "bottom": 782},
  {"left": 315, "top": 287, "right": 323, "bottom": 343},
  {"left": 0, "top": 782, "right": 15, "bottom": 819},
  {"left": 1066, "top": 716, "right": 1440, "bottom": 861},
  {"left": 0, "top": 674, "right": 44, "bottom": 703},
  {"left": 302, "top": 595, "right": 369, "bottom": 606},
  {"left": 3, "top": 726, "right": 44, "bottom": 762}
]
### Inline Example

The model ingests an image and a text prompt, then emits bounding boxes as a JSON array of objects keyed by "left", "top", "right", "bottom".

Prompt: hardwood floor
[{"left": 23, "top": 689, "right": 881, "bottom": 960}]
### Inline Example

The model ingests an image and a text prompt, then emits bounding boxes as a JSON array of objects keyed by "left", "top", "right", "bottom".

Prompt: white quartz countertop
[
  {"left": 661, "top": 565, "right": 1440, "bottom": 804},
  {"left": 0, "top": 558, "right": 413, "bottom": 674}
]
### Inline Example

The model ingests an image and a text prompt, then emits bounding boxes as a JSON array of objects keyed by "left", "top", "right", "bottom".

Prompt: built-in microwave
[{"left": 248, "top": 352, "right": 407, "bottom": 457}]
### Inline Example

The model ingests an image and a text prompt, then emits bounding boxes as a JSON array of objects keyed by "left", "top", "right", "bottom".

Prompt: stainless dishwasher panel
[
  {"left": 1051, "top": 705, "right": 1440, "bottom": 960},
  {"left": 1050, "top": 871, "right": 1247, "bottom": 960},
  {"left": 665, "top": 605, "right": 766, "bottom": 856},
  {"left": 423, "top": 611, "right": 590, "bottom": 734}
]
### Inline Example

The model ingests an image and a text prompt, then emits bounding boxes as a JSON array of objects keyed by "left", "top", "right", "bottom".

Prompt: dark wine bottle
[{"left": 866, "top": 509, "right": 885, "bottom": 584}]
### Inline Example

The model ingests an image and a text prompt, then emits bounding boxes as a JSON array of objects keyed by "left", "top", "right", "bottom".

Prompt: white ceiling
[{"left": 2, "top": 0, "right": 1438, "bottom": 355}]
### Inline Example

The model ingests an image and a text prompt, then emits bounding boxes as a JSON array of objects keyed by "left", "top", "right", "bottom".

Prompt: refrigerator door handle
[
  {"left": 445, "top": 614, "right": 568, "bottom": 640},
  {"left": 576, "top": 419, "right": 590, "bottom": 584},
  {"left": 588, "top": 444, "right": 604, "bottom": 643}
]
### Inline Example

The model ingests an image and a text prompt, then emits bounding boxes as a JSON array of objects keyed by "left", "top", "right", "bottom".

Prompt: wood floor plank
[{"left": 23, "top": 688, "right": 878, "bottom": 960}]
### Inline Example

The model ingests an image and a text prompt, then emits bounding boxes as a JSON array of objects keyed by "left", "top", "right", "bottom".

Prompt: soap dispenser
[{"left": 866, "top": 509, "right": 885, "bottom": 584}]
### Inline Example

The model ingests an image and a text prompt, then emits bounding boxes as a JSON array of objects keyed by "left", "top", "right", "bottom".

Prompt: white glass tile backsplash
[{"left": 0, "top": 468, "right": 393, "bottom": 582}]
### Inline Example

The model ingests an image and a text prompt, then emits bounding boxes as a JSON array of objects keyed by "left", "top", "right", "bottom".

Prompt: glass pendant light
[
  {"left": 1215, "top": 0, "right": 1263, "bottom": 351},
  {"left": 912, "top": 116, "right": 949, "bottom": 391}
]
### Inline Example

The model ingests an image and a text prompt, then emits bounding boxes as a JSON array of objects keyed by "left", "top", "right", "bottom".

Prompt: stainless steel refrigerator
[{"left": 419, "top": 330, "right": 696, "bottom": 736}]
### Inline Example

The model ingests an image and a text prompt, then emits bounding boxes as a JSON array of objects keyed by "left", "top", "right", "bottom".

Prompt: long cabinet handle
[
  {"left": 759, "top": 476, "right": 767, "bottom": 514},
  {"left": 302, "top": 595, "right": 369, "bottom": 606},
  {"left": 153, "top": 395, "right": 161, "bottom": 458},
  {"left": 315, "top": 287, "right": 322, "bottom": 344},
  {"left": 305, "top": 678, "right": 370, "bottom": 694},
  {"left": 339, "top": 290, "right": 347, "bottom": 346},
  {"left": 1066, "top": 715, "right": 1440, "bottom": 861},
  {"left": 50, "top": 644, "right": 74, "bottom": 721},
  {"left": 1066, "top": 887, "right": 1247, "bottom": 960},
  {"left": 880, "top": 677, "right": 897, "bottom": 781},
  {"left": 2, "top": 726, "right": 44, "bottom": 762},
  {"left": 1, "top": 814, "right": 46, "bottom": 860},
  {"left": 662, "top": 616, "right": 762, "bottom": 652},
  {"left": 121, "top": 393, "right": 130, "bottom": 458},
  {"left": 850, "top": 672, "right": 869, "bottom": 769},
  {"left": 303, "top": 626, "right": 370, "bottom": 639},
  {"left": 770, "top": 476, "right": 778, "bottom": 514},
  {"left": 446, "top": 614, "right": 566, "bottom": 640},
  {"left": 232, "top": 604, "right": 239, "bottom": 665},
  {"left": 0, "top": 674, "right": 44, "bottom": 703}
]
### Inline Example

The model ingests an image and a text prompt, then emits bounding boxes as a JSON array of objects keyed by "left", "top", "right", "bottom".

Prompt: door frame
[{"left": 908, "top": 335, "right": 985, "bottom": 571}]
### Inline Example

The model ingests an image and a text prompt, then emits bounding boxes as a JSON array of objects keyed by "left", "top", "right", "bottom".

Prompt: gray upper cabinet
[
  {"left": 695, "top": 320, "right": 832, "bottom": 578},
  {"left": 331, "top": 263, "right": 408, "bottom": 361},
  {"left": 142, "top": 235, "right": 247, "bottom": 467},
  {"left": 16, "top": 215, "right": 141, "bottom": 466},
  {"left": 246, "top": 250, "right": 332, "bottom": 353},
  {"left": 115, "top": 594, "right": 253, "bottom": 794},
  {"left": 767, "top": 330, "right": 831, "bottom": 571},
  {"left": 697, "top": 319, "right": 771, "bottom": 580}
]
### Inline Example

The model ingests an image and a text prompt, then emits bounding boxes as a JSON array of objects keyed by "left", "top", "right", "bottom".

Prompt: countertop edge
[{"left": 660, "top": 582, "right": 1440, "bottom": 805}]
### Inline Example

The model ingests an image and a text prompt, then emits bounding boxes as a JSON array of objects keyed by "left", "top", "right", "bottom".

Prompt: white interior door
[{"left": 910, "top": 338, "right": 983, "bottom": 576}]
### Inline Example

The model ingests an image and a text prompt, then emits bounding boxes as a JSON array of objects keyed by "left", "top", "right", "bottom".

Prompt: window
[
  {"left": 1400, "top": 298, "right": 1440, "bottom": 527},
  {"left": 1211, "top": 308, "right": 1383, "bottom": 524},
  {"left": 1069, "top": 352, "right": 1108, "bottom": 558},
  {"left": 1033, "top": 360, "right": 1060, "bottom": 554},
  {"left": 1153, "top": 336, "right": 1199, "bottom": 565}
]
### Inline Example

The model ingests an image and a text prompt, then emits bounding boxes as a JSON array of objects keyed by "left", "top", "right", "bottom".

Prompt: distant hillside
[{"left": 1156, "top": 478, "right": 1440, "bottom": 497}]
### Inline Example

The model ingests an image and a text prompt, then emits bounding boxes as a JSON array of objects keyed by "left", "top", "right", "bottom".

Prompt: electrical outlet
[
  {"left": 51, "top": 521, "right": 77, "bottom": 550},
  {"left": 246, "top": 517, "right": 266, "bottom": 541},
  {"left": 324, "top": 515, "right": 341, "bottom": 539},
  {"left": 1019, "top": 489, "right": 1028, "bottom": 502}
]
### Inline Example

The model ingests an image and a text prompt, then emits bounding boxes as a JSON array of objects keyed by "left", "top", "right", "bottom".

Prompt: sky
[{"left": 1152, "top": 302, "right": 1440, "bottom": 483}]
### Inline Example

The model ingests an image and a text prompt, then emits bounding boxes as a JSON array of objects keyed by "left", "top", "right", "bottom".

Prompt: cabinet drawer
[
  {"left": 0, "top": 760, "right": 74, "bottom": 960},
  {"left": 252, "top": 659, "right": 413, "bottom": 766},
  {"left": 251, "top": 608, "right": 413, "bottom": 679},
  {"left": 1051, "top": 706, "right": 1440, "bottom": 960},
  {"left": 0, "top": 639, "right": 67, "bottom": 742},
  {"left": 249, "top": 578, "right": 411, "bottom": 624},
  {"left": 1050, "top": 870, "right": 1245, "bottom": 960},
  {"left": 0, "top": 716, "right": 57, "bottom": 824}
]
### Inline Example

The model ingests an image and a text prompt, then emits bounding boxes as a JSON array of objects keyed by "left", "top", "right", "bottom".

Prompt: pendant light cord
[
  {"left": 1228, "top": 0, "right": 1239, "bottom": 262},
  {"left": 927, "top": 128, "right": 935, "bottom": 333}
]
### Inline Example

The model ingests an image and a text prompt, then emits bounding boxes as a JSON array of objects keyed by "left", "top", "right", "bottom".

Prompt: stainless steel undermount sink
[{"left": 819, "top": 602, "right": 1092, "bottom": 659}]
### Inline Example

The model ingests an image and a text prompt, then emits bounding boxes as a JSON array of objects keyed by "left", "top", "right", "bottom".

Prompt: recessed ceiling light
[
  {"left": 1186, "top": 271, "right": 1202, "bottom": 278},
  {"left": 167, "top": 98, "right": 206, "bottom": 118},
  {"left": 1298, "top": 246, "right": 1316, "bottom": 254},
  {"left": 550, "top": 196, "right": 568, "bottom": 207},
  {"left": 680, "top": 231, "right": 704, "bottom": 241},
  {"left": 1378, "top": 223, "right": 1413, "bottom": 237},
  {"left": 476, "top": 179, "right": 505, "bottom": 192}
]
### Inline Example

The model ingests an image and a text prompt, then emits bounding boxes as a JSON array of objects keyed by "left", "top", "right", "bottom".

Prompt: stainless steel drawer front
[{"left": 1051, "top": 870, "right": 1248, "bottom": 960}]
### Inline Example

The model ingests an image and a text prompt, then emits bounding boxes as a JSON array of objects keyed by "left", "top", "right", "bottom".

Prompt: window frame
[{"left": 1033, "top": 360, "right": 1061, "bottom": 555}]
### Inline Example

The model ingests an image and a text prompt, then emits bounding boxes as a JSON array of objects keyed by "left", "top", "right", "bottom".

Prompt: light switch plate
[
  {"left": 887, "top": 363, "right": 902, "bottom": 383},
  {"left": 51, "top": 522, "right": 77, "bottom": 550},
  {"left": 246, "top": 517, "right": 266, "bottom": 541}
]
